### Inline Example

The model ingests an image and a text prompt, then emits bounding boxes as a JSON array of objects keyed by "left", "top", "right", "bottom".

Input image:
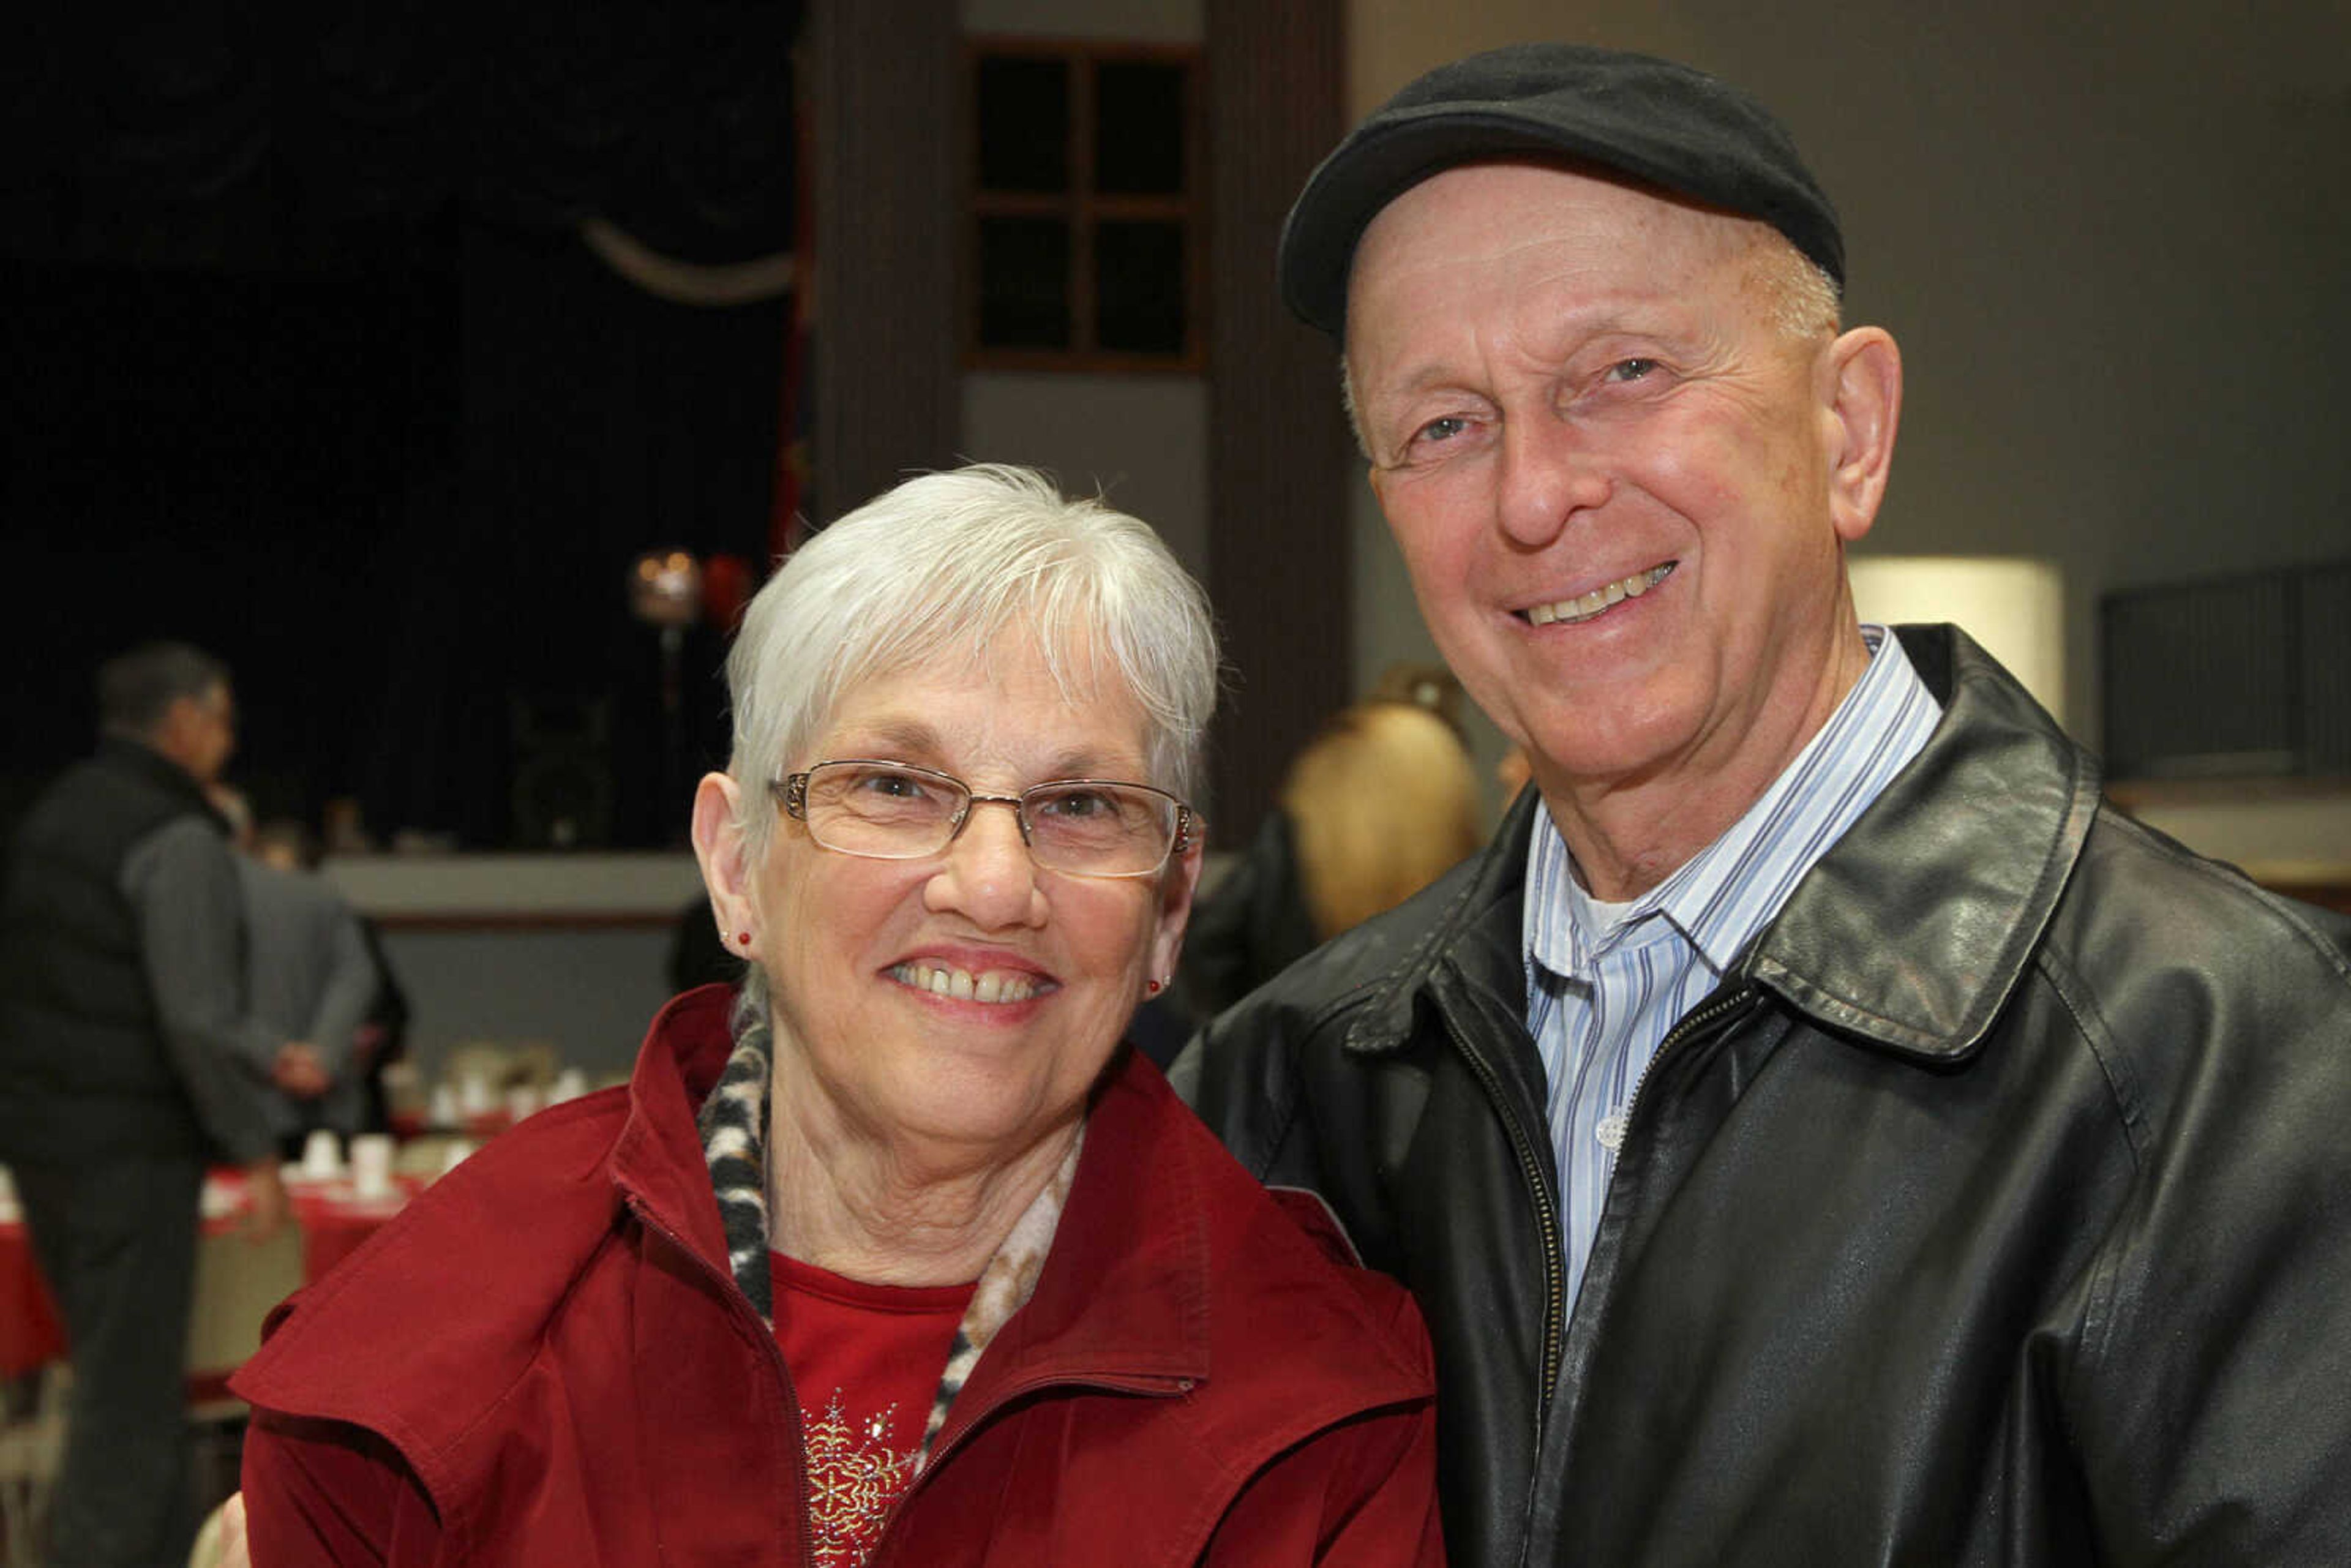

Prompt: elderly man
[
  {"left": 1177, "top": 43, "right": 2351, "bottom": 1566},
  {"left": 0, "top": 642, "right": 289, "bottom": 1568}
]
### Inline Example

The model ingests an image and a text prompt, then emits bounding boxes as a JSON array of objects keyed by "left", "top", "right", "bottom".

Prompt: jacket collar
[
  {"left": 607, "top": 985, "right": 744, "bottom": 1272},
  {"left": 1742, "top": 624, "right": 2100, "bottom": 1061},
  {"left": 943, "top": 1049, "right": 1439, "bottom": 1468},
  {"left": 1343, "top": 625, "right": 2100, "bottom": 1067},
  {"left": 95, "top": 732, "right": 228, "bottom": 830},
  {"left": 610, "top": 994, "right": 1212, "bottom": 1400},
  {"left": 959, "top": 1053, "right": 1212, "bottom": 1393},
  {"left": 241, "top": 994, "right": 1399, "bottom": 1518},
  {"left": 1342, "top": 781, "right": 1542, "bottom": 1091}
]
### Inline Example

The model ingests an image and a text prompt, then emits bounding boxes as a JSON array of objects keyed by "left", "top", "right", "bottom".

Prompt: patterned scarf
[{"left": 694, "top": 988, "right": 1081, "bottom": 1463}]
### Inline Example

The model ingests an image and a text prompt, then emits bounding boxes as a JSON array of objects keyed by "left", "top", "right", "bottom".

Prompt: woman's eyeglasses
[{"left": 772, "top": 759, "right": 1194, "bottom": 879}]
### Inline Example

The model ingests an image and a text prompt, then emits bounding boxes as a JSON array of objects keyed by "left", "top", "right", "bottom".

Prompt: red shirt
[{"left": 773, "top": 1252, "right": 976, "bottom": 1568}]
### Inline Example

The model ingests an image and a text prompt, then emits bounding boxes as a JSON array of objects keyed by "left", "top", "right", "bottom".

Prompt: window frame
[{"left": 962, "top": 34, "right": 1207, "bottom": 374}]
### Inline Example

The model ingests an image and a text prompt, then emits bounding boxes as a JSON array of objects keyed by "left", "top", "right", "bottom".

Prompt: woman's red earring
[{"left": 736, "top": 931, "right": 753, "bottom": 947}]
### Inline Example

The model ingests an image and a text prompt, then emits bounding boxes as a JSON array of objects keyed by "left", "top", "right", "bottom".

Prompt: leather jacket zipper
[
  {"left": 1439, "top": 1009, "right": 1568, "bottom": 1447},
  {"left": 1564, "top": 982, "right": 1761, "bottom": 1368},
  {"left": 1614, "top": 983, "right": 1757, "bottom": 1156},
  {"left": 1455, "top": 980, "right": 1759, "bottom": 1567}
]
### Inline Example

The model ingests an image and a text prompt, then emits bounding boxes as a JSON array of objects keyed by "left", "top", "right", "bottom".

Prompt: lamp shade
[{"left": 1848, "top": 555, "right": 2066, "bottom": 725}]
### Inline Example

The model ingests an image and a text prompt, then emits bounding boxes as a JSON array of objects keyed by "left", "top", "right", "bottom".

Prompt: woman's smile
[{"left": 885, "top": 958, "right": 1052, "bottom": 1005}]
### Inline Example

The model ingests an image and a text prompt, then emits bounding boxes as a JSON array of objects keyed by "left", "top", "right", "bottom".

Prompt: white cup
[
  {"left": 458, "top": 1075, "right": 494, "bottom": 1117},
  {"left": 349, "top": 1133, "right": 397, "bottom": 1200},
  {"left": 429, "top": 1082, "right": 459, "bottom": 1128},
  {"left": 301, "top": 1128, "right": 342, "bottom": 1179},
  {"left": 548, "top": 1067, "right": 588, "bottom": 1105},
  {"left": 505, "top": 1084, "right": 542, "bottom": 1125}
]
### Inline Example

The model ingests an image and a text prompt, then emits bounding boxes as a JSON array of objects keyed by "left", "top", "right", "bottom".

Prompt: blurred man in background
[
  {"left": 212, "top": 793, "right": 381, "bottom": 1158},
  {"left": 0, "top": 641, "right": 288, "bottom": 1568}
]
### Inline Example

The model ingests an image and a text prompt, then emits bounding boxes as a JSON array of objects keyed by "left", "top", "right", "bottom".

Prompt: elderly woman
[{"left": 229, "top": 466, "right": 1442, "bottom": 1566}]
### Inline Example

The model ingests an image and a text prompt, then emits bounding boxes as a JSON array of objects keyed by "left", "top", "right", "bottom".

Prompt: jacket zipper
[
  {"left": 632, "top": 1194, "right": 1192, "bottom": 1566},
  {"left": 1614, "top": 983, "right": 1757, "bottom": 1157},
  {"left": 1438, "top": 1009, "right": 1568, "bottom": 1448},
  {"left": 1572, "top": 984, "right": 1759, "bottom": 1346},
  {"left": 869, "top": 1367, "right": 1194, "bottom": 1563},
  {"left": 1442, "top": 979, "right": 1758, "bottom": 1565},
  {"left": 626, "top": 1195, "right": 821, "bottom": 1568}
]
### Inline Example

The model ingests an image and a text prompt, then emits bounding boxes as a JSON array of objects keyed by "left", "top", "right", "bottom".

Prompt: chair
[
  {"left": 0, "top": 1365, "right": 67, "bottom": 1566},
  {"left": 187, "top": 1491, "right": 246, "bottom": 1568}
]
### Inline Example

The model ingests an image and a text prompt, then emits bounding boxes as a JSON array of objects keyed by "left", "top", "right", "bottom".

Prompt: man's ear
[
  {"left": 1821, "top": 326, "right": 1902, "bottom": 544},
  {"left": 689, "top": 773, "right": 757, "bottom": 942}
]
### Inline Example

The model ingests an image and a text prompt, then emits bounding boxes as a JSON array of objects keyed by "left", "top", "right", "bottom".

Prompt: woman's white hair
[{"left": 724, "top": 463, "right": 1220, "bottom": 854}]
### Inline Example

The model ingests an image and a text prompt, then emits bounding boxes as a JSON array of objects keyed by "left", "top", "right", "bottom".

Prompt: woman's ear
[
  {"left": 1146, "top": 827, "right": 1206, "bottom": 985},
  {"left": 690, "top": 773, "right": 757, "bottom": 943}
]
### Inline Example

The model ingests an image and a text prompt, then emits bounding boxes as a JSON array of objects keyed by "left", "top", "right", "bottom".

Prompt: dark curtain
[
  {"left": 0, "top": 5, "right": 800, "bottom": 267},
  {"left": 0, "top": 2, "right": 803, "bottom": 849}
]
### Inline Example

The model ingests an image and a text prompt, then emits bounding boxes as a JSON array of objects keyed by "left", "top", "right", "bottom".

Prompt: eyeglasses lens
[
  {"left": 1022, "top": 783, "right": 1175, "bottom": 875},
  {"left": 798, "top": 762, "right": 1174, "bottom": 876}
]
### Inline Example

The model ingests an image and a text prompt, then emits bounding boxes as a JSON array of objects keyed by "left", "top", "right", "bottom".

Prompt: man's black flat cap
[{"left": 1278, "top": 42, "right": 1843, "bottom": 337}]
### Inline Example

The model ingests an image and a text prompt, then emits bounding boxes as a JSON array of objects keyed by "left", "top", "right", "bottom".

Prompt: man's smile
[{"left": 1522, "top": 563, "right": 1675, "bottom": 626}]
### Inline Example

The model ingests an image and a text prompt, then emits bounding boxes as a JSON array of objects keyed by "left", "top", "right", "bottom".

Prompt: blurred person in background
[
  {"left": 212, "top": 793, "right": 382, "bottom": 1159},
  {"left": 348, "top": 916, "right": 410, "bottom": 1138},
  {"left": 230, "top": 465, "right": 1442, "bottom": 1565},
  {"left": 0, "top": 640, "right": 289, "bottom": 1568},
  {"left": 288, "top": 804, "right": 416, "bottom": 1136},
  {"left": 1177, "top": 677, "right": 1483, "bottom": 1026}
]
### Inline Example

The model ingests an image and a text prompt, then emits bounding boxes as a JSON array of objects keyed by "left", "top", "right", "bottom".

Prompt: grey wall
[
  {"left": 962, "top": 374, "right": 1212, "bottom": 584},
  {"left": 377, "top": 927, "right": 678, "bottom": 1088}
]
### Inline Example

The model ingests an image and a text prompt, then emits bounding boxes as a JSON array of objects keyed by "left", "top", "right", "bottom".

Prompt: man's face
[
  {"left": 168, "top": 681, "right": 238, "bottom": 784},
  {"left": 1346, "top": 162, "right": 1872, "bottom": 811}
]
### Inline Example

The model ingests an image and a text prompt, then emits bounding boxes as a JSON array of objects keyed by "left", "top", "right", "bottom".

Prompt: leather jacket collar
[{"left": 1343, "top": 626, "right": 2104, "bottom": 1069}]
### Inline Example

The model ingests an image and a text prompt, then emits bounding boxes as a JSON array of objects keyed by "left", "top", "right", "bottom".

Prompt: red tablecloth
[
  {"left": 199, "top": 1166, "right": 428, "bottom": 1283},
  {"left": 291, "top": 1176, "right": 425, "bottom": 1279},
  {"left": 0, "top": 1217, "right": 65, "bottom": 1379},
  {"left": 0, "top": 1167, "right": 424, "bottom": 1379}
]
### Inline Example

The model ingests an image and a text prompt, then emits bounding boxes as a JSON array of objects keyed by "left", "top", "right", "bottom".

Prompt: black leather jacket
[{"left": 1177, "top": 626, "right": 2351, "bottom": 1566}]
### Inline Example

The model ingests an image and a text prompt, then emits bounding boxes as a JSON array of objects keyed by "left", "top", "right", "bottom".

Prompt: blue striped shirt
[{"left": 1524, "top": 626, "right": 1943, "bottom": 1310}]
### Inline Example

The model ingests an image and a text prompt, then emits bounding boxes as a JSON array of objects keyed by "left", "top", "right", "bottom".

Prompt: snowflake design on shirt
[{"left": 803, "top": 1389, "right": 922, "bottom": 1567}]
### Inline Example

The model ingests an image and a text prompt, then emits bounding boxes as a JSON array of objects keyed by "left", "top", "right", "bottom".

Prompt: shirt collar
[{"left": 1526, "top": 625, "right": 1927, "bottom": 980}]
